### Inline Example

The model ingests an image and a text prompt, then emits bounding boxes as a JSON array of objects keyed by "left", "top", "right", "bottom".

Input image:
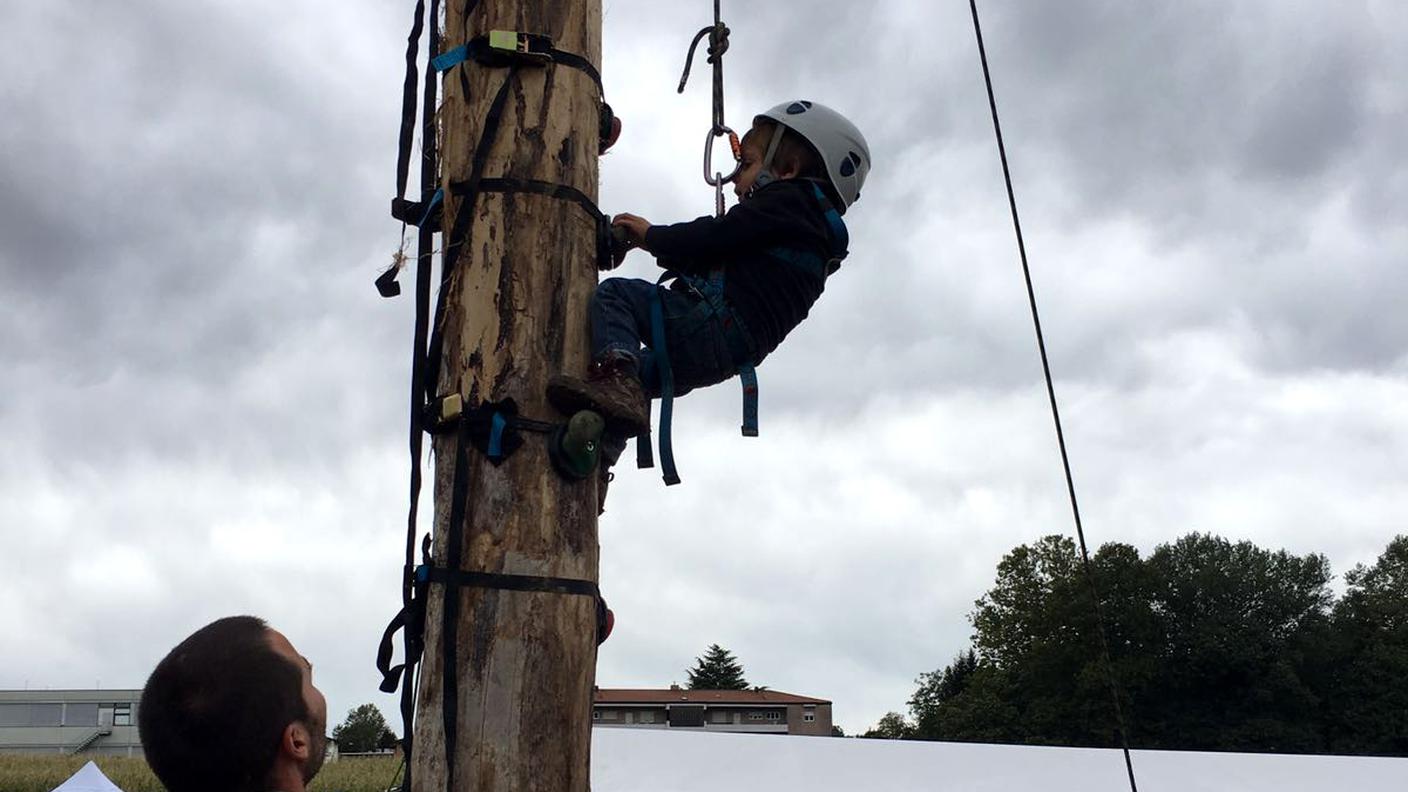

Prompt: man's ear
[{"left": 281, "top": 721, "right": 312, "bottom": 761}]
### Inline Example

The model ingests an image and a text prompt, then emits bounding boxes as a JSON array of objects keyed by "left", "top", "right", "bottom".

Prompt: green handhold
[{"left": 557, "top": 410, "right": 604, "bottom": 479}]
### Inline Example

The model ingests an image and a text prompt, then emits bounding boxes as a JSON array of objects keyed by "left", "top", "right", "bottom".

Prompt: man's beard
[{"left": 301, "top": 722, "right": 327, "bottom": 783}]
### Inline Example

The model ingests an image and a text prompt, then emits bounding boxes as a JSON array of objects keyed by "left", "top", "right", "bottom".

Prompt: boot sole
[{"left": 547, "top": 379, "right": 649, "bottom": 439}]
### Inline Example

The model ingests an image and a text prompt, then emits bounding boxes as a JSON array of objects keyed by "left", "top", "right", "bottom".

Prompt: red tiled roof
[{"left": 594, "top": 688, "right": 829, "bottom": 705}]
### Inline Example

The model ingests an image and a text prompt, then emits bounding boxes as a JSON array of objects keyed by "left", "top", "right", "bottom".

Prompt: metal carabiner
[{"left": 703, "top": 125, "right": 742, "bottom": 187}]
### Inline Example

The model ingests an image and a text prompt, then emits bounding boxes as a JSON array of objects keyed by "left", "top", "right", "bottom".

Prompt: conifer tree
[{"left": 686, "top": 644, "right": 750, "bottom": 690}]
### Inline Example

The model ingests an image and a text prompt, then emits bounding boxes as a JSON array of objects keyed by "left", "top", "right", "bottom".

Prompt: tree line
[{"left": 864, "top": 533, "right": 1408, "bottom": 756}]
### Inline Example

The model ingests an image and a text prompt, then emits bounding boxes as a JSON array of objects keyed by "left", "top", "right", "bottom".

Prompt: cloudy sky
[{"left": 2, "top": 0, "right": 1406, "bottom": 738}]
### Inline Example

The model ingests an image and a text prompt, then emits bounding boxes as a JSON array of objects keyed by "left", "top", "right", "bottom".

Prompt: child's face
[{"left": 733, "top": 141, "right": 767, "bottom": 199}]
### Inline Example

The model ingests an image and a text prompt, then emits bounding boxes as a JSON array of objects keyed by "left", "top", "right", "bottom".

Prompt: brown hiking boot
[{"left": 547, "top": 358, "right": 650, "bottom": 438}]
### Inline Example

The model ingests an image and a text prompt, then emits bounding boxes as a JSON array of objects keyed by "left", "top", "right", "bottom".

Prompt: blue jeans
[
  {"left": 592, "top": 276, "right": 750, "bottom": 467},
  {"left": 591, "top": 277, "right": 745, "bottom": 398}
]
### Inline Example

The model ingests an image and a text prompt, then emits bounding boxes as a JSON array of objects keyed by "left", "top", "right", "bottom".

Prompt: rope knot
[{"left": 706, "top": 23, "right": 730, "bottom": 61}]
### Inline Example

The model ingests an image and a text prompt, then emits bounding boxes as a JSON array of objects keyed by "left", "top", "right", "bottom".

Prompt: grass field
[{"left": 0, "top": 754, "right": 402, "bottom": 792}]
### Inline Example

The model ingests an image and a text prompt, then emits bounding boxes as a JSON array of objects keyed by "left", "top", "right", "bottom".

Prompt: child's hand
[{"left": 612, "top": 213, "right": 652, "bottom": 250}]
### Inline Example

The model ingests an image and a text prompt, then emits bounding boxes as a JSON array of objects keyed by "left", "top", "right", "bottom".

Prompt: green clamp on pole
[{"left": 549, "top": 410, "right": 604, "bottom": 481}]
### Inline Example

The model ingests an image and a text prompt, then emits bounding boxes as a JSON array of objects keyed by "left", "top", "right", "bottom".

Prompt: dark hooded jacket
[{"left": 643, "top": 178, "right": 843, "bottom": 361}]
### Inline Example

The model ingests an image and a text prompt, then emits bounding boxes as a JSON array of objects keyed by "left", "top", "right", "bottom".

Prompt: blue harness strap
[
  {"left": 486, "top": 411, "right": 508, "bottom": 462},
  {"left": 647, "top": 280, "right": 681, "bottom": 485},
  {"left": 738, "top": 365, "right": 759, "bottom": 436},
  {"left": 698, "top": 270, "right": 761, "bottom": 438},
  {"left": 763, "top": 184, "right": 850, "bottom": 278}
]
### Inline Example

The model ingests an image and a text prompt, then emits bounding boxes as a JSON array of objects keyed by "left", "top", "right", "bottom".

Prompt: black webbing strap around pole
[
  {"left": 423, "top": 566, "right": 600, "bottom": 598},
  {"left": 461, "top": 176, "right": 613, "bottom": 268},
  {"left": 435, "top": 34, "right": 604, "bottom": 99},
  {"left": 968, "top": 2, "right": 1138, "bottom": 790},
  {"left": 468, "top": 177, "right": 606, "bottom": 226}
]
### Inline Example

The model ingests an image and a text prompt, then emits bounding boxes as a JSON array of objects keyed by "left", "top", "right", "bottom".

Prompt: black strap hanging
[{"left": 376, "top": 6, "right": 450, "bottom": 792}]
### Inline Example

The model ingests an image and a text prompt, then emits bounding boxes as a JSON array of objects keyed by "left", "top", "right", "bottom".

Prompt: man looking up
[{"left": 139, "top": 615, "right": 328, "bottom": 792}]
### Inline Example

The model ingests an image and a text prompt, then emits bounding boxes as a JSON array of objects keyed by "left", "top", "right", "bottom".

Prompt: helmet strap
[{"left": 749, "top": 124, "right": 787, "bottom": 196}]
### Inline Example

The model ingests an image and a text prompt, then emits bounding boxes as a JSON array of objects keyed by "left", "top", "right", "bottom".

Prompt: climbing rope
[
  {"left": 967, "top": 2, "right": 1139, "bottom": 790},
  {"left": 678, "top": 0, "right": 741, "bottom": 216}
]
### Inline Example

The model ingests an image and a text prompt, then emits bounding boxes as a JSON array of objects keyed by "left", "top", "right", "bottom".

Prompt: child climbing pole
[{"left": 548, "top": 99, "right": 871, "bottom": 511}]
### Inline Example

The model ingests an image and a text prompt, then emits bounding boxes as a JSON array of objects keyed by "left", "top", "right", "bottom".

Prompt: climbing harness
[
  {"left": 968, "top": 2, "right": 1139, "bottom": 790},
  {"left": 638, "top": 181, "right": 849, "bottom": 485},
  {"left": 374, "top": 4, "right": 616, "bottom": 790}
]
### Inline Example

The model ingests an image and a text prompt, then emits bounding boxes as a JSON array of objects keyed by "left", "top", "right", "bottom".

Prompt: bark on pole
[{"left": 412, "top": 1, "right": 602, "bottom": 790}]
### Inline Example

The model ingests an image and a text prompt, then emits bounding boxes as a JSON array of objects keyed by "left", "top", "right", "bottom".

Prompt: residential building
[
  {"left": 0, "top": 690, "right": 143, "bottom": 756},
  {"left": 593, "top": 686, "right": 832, "bottom": 736}
]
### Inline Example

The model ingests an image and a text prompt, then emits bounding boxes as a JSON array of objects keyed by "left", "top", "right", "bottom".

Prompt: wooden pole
[{"left": 412, "top": 2, "right": 602, "bottom": 790}]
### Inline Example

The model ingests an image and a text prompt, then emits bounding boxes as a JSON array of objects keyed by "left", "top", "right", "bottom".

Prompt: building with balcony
[
  {"left": 0, "top": 690, "right": 143, "bottom": 756},
  {"left": 593, "top": 686, "right": 832, "bottom": 736}
]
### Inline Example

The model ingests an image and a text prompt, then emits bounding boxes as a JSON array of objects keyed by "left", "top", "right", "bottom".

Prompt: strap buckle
[
  {"left": 487, "top": 30, "right": 554, "bottom": 65},
  {"left": 423, "top": 393, "right": 464, "bottom": 435}
]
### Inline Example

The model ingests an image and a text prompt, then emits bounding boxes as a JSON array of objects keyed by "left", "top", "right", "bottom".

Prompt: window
[
  {"left": 0, "top": 704, "right": 28, "bottom": 727},
  {"left": 668, "top": 707, "right": 705, "bottom": 727},
  {"left": 766, "top": 711, "right": 780, "bottom": 722},
  {"left": 803, "top": 712, "right": 816, "bottom": 723},
  {"left": 748, "top": 712, "right": 765, "bottom": 721},
  {"left": 0, "top": 703, "right": 64, "bottom": 727},
  {"left": 639, "top": 711, "right": 654, "bottom": 724},
  {"left": 593, "top": 710, "right": 601, "bottom": 721},
  {"left": 710, "top": 710, "right": 730, "bottom": 724},
  {"left": 112, "top": 704, "right": 133, "bottom": 727},
  {"left": 65, "top": 703, "right": 99, "bottom": 727},
  {"left": 30, "top": 704, "right": 62, "bottom": 727}
]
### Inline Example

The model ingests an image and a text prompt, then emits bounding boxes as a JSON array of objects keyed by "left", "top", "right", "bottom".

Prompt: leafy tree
[
  {"left": 830, "top": 725, "right": 846, "bottom": 737},
  {"left": 686, "top": 644, "right": 750, "bottom": 690},
  {"left": 332, "top": 704, "right": 395, "bottom": 754},
  {"left": 1323, "top": 535, "right": 1408, "bottom": 754},
  {"left": 900, "top": 533, "right": 1342, "bottom": 752},
  {"left": 1136, "top": 533, "right": 1331, "bottom": 752},
  {"left": 958, "top": 535, "right": 1142, "bottom": 746},
  {"left": 862, "top": 711, "right": 913, "bottom": 739},
  {"left": 909, "top": 649, "right": 978, "bottom": 739}
]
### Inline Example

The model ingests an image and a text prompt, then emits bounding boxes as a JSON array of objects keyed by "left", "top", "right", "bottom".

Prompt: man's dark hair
[{"left": 140, "top": 615, "right": 309, "bottom": 792}]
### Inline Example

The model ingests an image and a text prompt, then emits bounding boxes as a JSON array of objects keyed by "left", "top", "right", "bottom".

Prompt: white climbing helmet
[{"left": 755, "top": 100, "right": 871, "bottom": 209}]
